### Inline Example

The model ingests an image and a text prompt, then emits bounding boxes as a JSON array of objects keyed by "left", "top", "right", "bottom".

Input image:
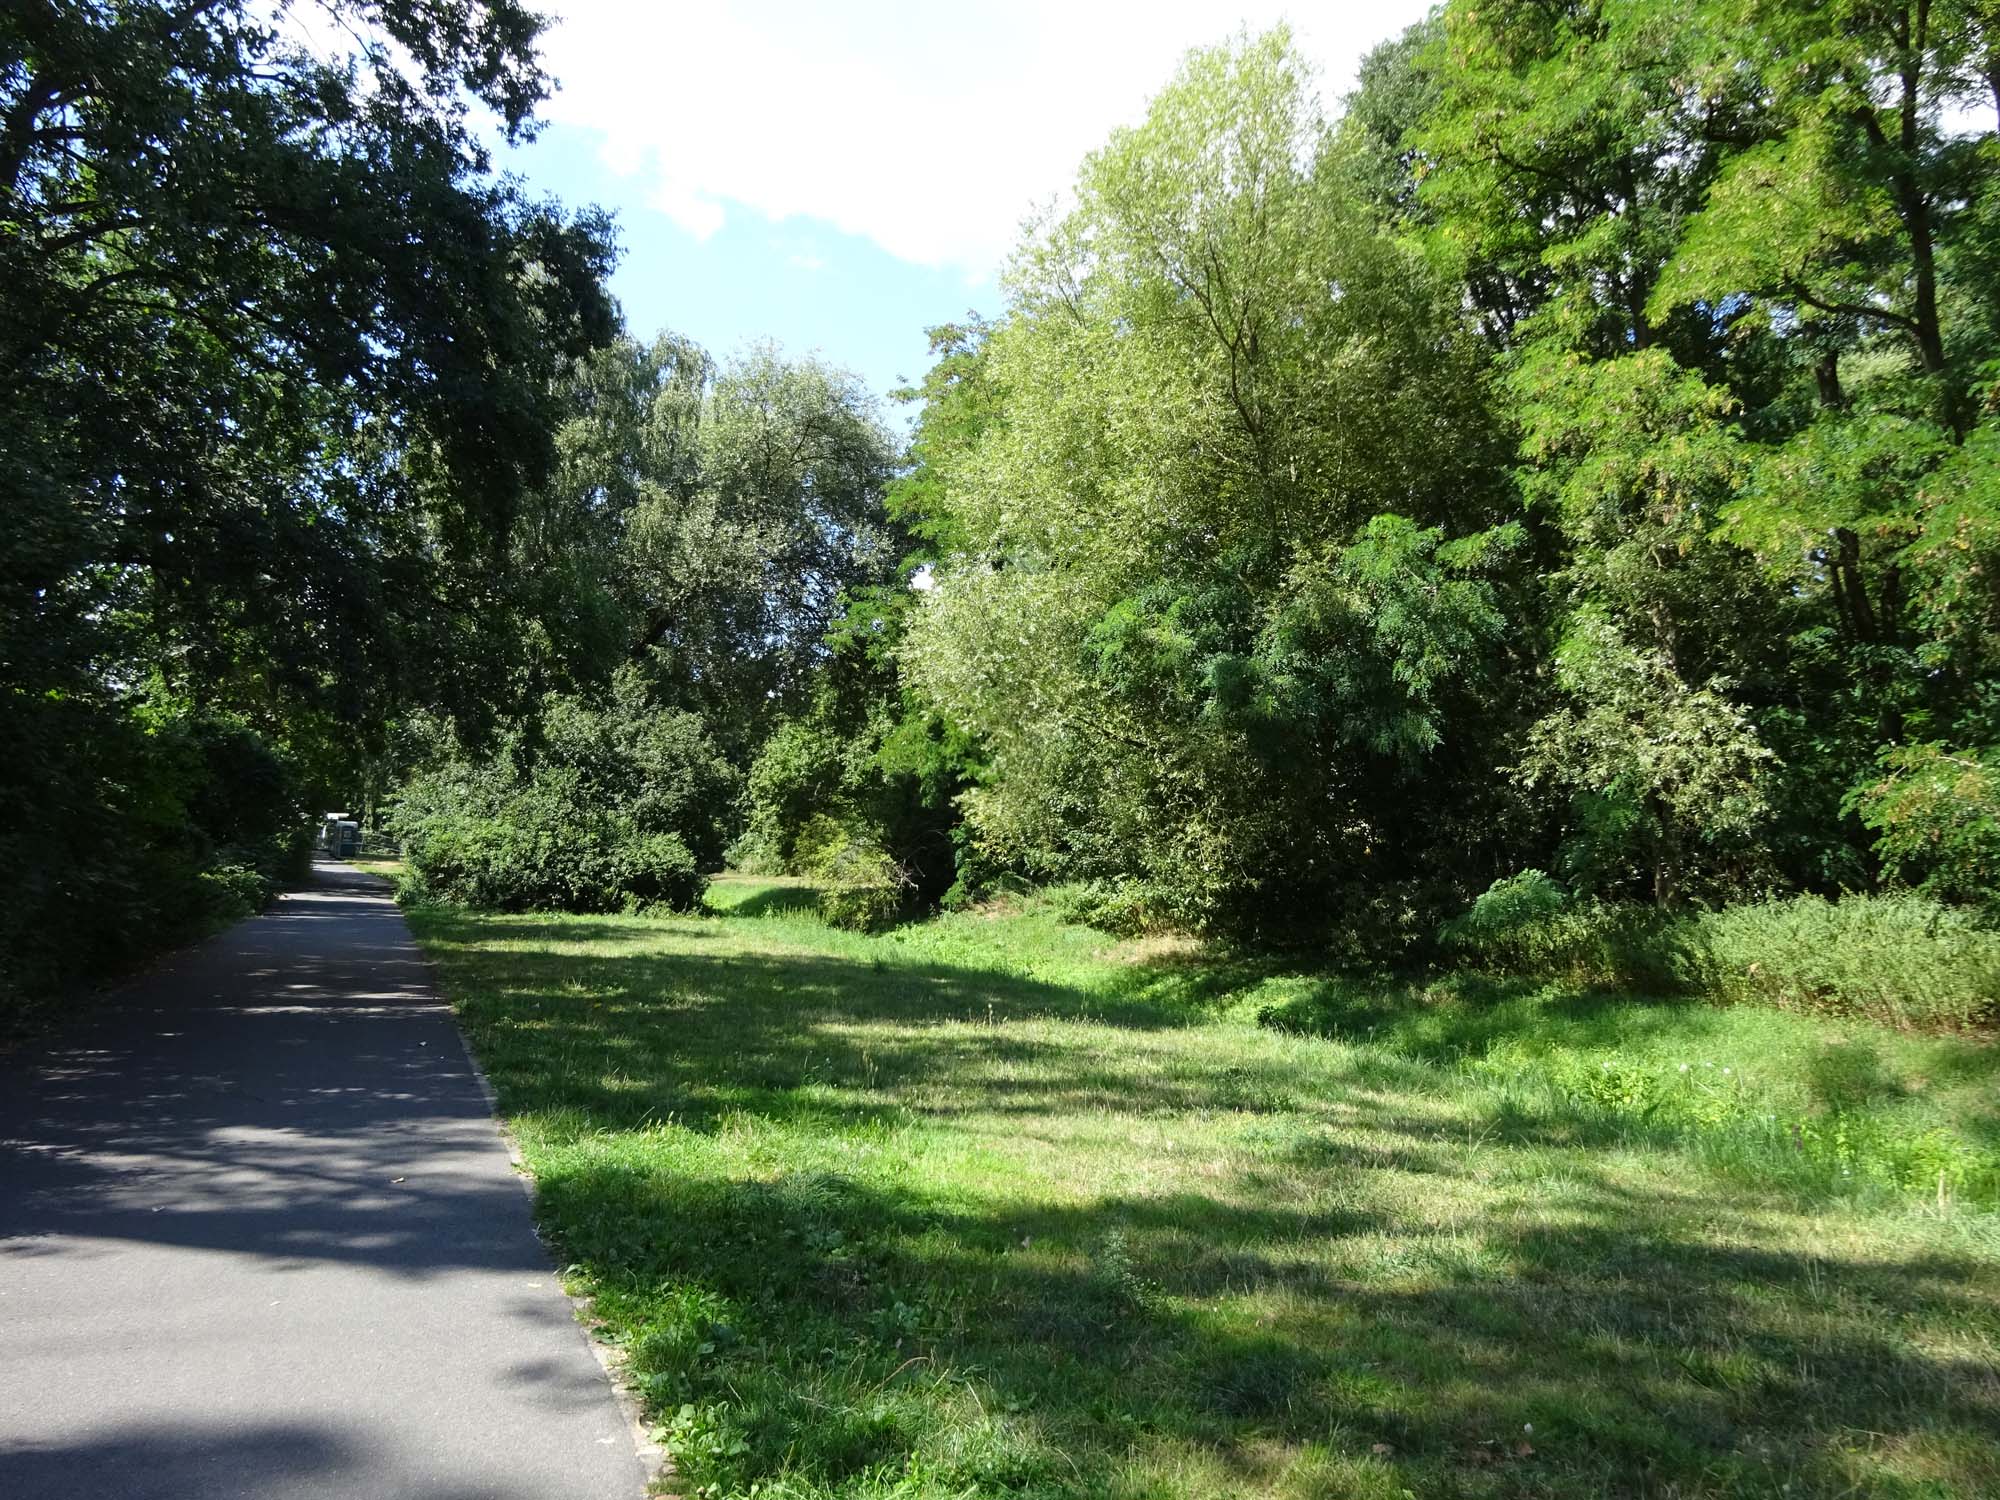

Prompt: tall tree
[
  {"left": 1415, "top": 0, "right": 2000, "bottom": 896},
  {"left": 0, "top": 0, "right": 614, "bottom": 1002},
  {"left": 902, "top": 30, "right": 1523, "bottom": 938},
  {"left": 1, "top": 0, "right": 616, "bottom": 740}
]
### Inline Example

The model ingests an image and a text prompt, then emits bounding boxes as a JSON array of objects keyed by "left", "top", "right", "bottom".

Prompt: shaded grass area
[{"left": 408, "top": 877, "right": 2000, "bottom": 1498}]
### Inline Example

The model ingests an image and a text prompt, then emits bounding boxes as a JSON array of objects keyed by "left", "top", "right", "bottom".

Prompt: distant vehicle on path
[{"left": 318, "top": 813, "right": 360, "bottom": 859}]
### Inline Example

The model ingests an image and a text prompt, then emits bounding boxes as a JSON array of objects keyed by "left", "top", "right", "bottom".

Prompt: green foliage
[
  {"left": 1437, "top": 872, "right": 1705, "bottom": 991},
  {"left": 1517, "top": 613, "right": 1778, "bottom": 903},
  {"left": 0, "top": 697, "right": 305, "bottom": 1019},
  {"left": 793, "top": 816, "right": 914, "bottom": 933},
  {"left": 1040, "top": 879, "right": 1162, "bottom": 938},
  {"left": 0, "top": 1, "right": 614, "bottom": 1009},
  {"left": 1850, "top": 742, "right": 2000, "bottom": 909},
  {"left": 741, "top": 720, "right": 867, "bottom": 872},
  {"left": 490, "top": 329, "right": 902, "bottom": 757},
  {"left": 394, "top": 674, "right": 735, "bottom": 914},
  {"left": 1441, "top": 874, "right": 2000, "bottom": 1031},
  {"left": 197, "top": 863, "right": 276, "bottom": 927},
  {"left": 1701, "top": 893, "right": 2000, "bottom": 1030},
  {"left": 735, "top": 376, "right": 989, "bottom": 910},
  {"left": 1, "top": 0, "right": 615, "bottom": 733},
  {"left": 891, "top": 5, "right": 2000, "bottom": 942},
  {"left": 901, "top": 31, "right": 1520, "bottom": 941}
]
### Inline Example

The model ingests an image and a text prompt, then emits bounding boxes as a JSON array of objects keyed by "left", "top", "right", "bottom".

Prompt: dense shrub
[
  {"left": 794, "top": 815, "right": 913, "bottom": 932},
  {"left": 1436, "top": 870, "right": 1569, "bottom": 965},
  {"left": 1438, "top": 874, "right": 2000, "bottom": 1030},
  {"left": 1436, "top": 872, "right": 1706, "bottom": 992},
  {"left": 737, "top": 720, "right": 868, "bottom": 873},
  {"left": 1700, "top": 894, "right": 2000, "bottom": 1030},
  {"left": 1043, "top": 880, "right": 1161, "bottom": 937},
  {"left": 1849, "top": 744, "right": 2000, "bottom": 912},
  {"left": 197, "top": 863, "right": 276, "bottom": 926},
  {"left": 740, "top": 696, "right": 977, "bottom": 912},
  {"left": 394, "top": 676, "right": 736, "bottom": 913},
  {"left": 0, "top": 696, "right": 305, "bottom": 1022}
]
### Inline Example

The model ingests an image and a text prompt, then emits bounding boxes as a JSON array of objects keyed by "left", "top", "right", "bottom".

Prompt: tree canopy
[
  {"left": 875, "top": 5, "right": 2000, "bottom": 942},
  {"left": 7, "top": 0, "right": 1999, "bottom": 1001}
]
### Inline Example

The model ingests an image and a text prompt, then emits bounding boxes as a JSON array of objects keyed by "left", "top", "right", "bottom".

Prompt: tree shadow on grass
[
  {"left": 409, "top": 906, "right": 2000, "bottom": 1496},
  {"left": 542, "top": 1152, "right": 2000, "bottom": 1499},
  {"left": 710, "top": 884, "right": 825, "bottom": 919},
  {"left": 416, "top": 911, "right": 1756, "bottom": 1166},
  {"left": 1257, "top": 972, "right": 1733, "bottom": 1063}
]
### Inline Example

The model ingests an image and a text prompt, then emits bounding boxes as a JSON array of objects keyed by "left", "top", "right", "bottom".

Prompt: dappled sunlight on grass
[{"left": 407, "top": 882, "right": 2000, "bottom": 1499}]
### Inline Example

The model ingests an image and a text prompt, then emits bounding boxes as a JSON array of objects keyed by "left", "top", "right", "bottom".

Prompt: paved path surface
[{"left": 0, "top": 862, "right": 647, "bottom": 1499}]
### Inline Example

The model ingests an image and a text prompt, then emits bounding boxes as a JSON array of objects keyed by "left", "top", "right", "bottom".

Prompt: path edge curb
[{"left": 350, "top": 864, "right": 676, "bottom": 1496}]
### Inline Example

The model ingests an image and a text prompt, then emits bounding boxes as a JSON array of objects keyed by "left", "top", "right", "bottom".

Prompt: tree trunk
[
  {"left": 1888, "top": 0, "right": 1962, "bottom": 433},
  {"left": 1833, "top": 527, "right": 1877, "bottom": 641}
]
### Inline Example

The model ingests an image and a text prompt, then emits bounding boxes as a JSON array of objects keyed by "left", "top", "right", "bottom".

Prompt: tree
[
  {"left": 2, "top": 0, "right": 615, "bottom": 731},
  {"left": 505, "top": 334, "right": 902, "bottom": 760},
  {"left": 1517, "top": 612, "right": 1778, "bottom": 904},
  {"left": 0, "top": 1, "right": 614, "bottom": 1006},
  {"left": 1416, "top": 0, "right": 2000, "bottom": 898},
  {"left": 901, "top": 30, "right": 1523, "bottom": 939}
]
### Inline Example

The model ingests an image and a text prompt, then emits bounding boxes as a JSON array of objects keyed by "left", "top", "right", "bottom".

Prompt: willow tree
[{"left": 903, "top": 30, "right": 1522, "bottom": 938}]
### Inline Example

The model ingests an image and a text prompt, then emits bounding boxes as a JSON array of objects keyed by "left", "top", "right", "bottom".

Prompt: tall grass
[
  {"left": 1703, "top": 893, "right": 2000, "bottom": 1029},
  {"left": 1440, "top": 877, "right": 2000, "bottom": 1031}
]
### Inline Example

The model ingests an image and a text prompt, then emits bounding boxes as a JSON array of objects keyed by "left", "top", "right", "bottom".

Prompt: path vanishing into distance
[{"left": 0, "top": 862, "right": 647, "bottom": 1500}]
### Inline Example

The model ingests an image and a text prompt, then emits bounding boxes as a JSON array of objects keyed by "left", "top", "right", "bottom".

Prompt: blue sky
[
  {"left": 489, "top": 2, "right": 1435, "bottom": 423},
  {"left": 502, "top": 121, "right": 997, "bottom": 423}
]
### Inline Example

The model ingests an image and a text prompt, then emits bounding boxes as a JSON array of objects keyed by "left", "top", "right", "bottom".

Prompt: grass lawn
[{"left": 407, "top": 874, "right": 2000, "bottom": 1499}]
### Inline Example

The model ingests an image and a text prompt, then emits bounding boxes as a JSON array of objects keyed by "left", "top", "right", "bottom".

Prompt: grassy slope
[{"left": 408, "top": 875, "right": 2000, "bottom": 1500}]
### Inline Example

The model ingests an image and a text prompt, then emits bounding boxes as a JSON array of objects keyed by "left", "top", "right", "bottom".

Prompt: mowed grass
[{"left": 407, "top": 875, "right": 2000, "bottom": 1499}]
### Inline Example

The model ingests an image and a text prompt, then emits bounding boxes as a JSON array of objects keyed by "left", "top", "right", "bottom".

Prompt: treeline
[
  {"left": 743, "top": 3, "right": 2000, "bottom": 1016},
  {"left": 0, "top": 0, "right": 615, "bottom": 1010},
  {"left": 7, "top": 1, "right": 1999, "bottom": 1021}
]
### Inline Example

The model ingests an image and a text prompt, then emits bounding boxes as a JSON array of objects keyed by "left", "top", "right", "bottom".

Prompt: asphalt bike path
[{"left": 0, "top": 861, "right": 647, "bottom": 1499}]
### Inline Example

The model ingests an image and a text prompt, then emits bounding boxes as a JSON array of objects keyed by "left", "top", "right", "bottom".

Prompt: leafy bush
[
  {"left": 739, "top": 674, "right": 979, "bottom": 911},
  {"left": 794, "top": 815, "right": 913, "bottom": 932},
  {"left": 1042, "top": 879, "right": 1161, "bottom": 937},
  {"left": 394, "top": 675, "right": 736, "bottom": 913},
  {"left": 197, "top": 863, "right": 273, "bottom": 925},
  {"left": 1849, "top": 743, "right": 2000, "bottom": 911},
  {"left": 1439, "top": 876, "right": 1999, "bottom": 1029},
  {"left": 737, "top": 720, "right": 865, "bottom": 872},
  {"left": 0, "top": 696, "right": 306, "bottom": 1022},
  {"left": 1699, "top": 893, "right": 2000, "bottom": 1029},
  {"left": 1437, "top": 872, "right": 1705, "bottom": 991},
  {"left": 1436, "top": 869, "right": 1569, "bottom": 963}
]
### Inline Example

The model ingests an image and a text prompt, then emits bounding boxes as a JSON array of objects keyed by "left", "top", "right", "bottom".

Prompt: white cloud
[
  {"left": 650, "top": 173, "right": 727, "bottom": 240},
  {"left": 534, "top": 0, "right": 1432, "bottom": 278}
]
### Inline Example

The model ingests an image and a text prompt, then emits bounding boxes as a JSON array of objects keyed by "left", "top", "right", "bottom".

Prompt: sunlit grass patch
[{"left": 407, "top": 880, "right": 2000, "bottom": 1499}]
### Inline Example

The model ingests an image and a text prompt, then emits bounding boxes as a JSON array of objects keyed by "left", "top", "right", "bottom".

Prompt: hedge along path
[{"left": 0, "top": 860, "right": 648, "bottom": 1500}]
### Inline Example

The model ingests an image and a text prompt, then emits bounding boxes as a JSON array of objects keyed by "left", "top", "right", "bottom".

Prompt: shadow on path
[{"left": 0, "top": 861, "right": 644, "bottom": 1500}]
